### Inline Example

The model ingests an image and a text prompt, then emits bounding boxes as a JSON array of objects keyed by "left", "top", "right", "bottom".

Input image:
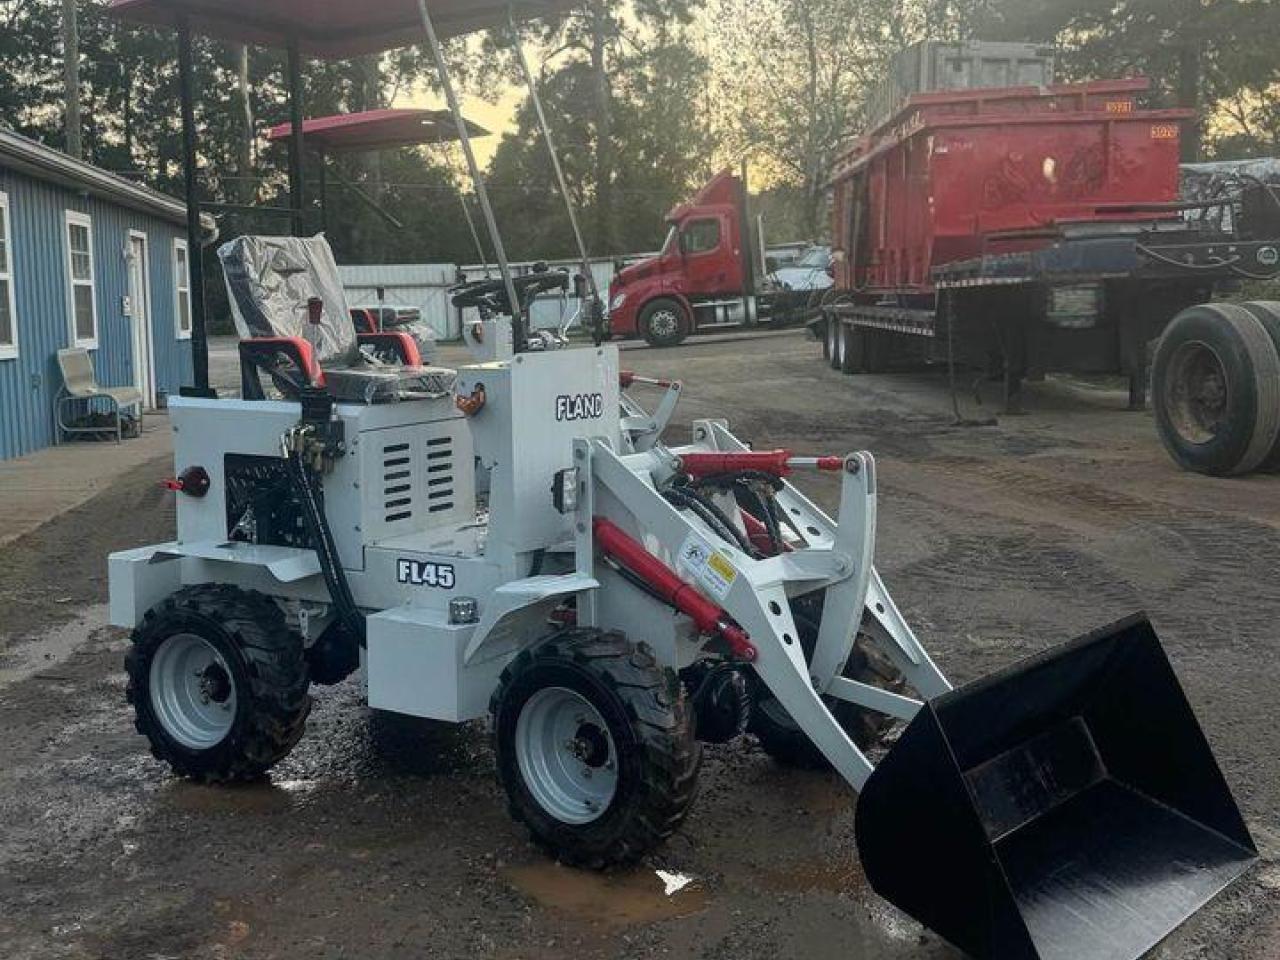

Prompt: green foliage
[
  {"left": 486, "top": 0, "right": 716, "bottom": 258},
  {"left": 979, "top": 0, "right": 1280, "bottom": 159}
]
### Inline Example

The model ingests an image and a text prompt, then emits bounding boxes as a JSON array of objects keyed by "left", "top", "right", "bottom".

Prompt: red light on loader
[{"left": 162, "top": 466, "right": 211, "bottom": 498}]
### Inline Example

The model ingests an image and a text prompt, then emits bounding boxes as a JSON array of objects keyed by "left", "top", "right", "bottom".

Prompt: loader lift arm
[{"left": 572, "top": 426, "right": 949, "bottom": 790}]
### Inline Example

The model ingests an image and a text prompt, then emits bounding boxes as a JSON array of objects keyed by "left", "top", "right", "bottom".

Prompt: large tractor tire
[
  {"left": 492, "top": 629, "right": 701, "bottom": 869},
  {"left": 125, "top": 584, "right": 311, "bottom": 782},
  {"left": 1152, "top": 302, "right": 1280, "bottom": 476},
  {"left": 638, "top": 298, "right": 689, "bottom": 348},
  {"left": 750, "top": 595, "right": 904, "bottom": 770}
]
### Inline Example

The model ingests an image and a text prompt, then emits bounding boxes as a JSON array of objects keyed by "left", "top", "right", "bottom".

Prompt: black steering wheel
[{"left": 450, "top": 266, "right": 571, "bottom": 316}]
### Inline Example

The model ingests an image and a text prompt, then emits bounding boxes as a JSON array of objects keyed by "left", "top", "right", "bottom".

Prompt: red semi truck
[
  {"left": 820, "top": 41, "right": 1280, "bottom": 411},
  {"left": 606, "top": 170, "right": 816, "bottom": 346}
]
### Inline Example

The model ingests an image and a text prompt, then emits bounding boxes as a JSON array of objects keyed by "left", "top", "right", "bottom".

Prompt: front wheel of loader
[
  {"left": 492, "top": 629, "right": 701, "bottom": 869},
  {"left": 125, "top": 584, "right": 311, "bottom": 782},
  {"left": 750, "top": 599, "right": 904, "bottom": 769}
]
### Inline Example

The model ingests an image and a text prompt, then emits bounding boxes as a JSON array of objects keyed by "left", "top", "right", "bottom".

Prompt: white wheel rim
[
  {"left": 515, "top": 686, "right": 618, "bottom": 824},
  {"left": 649, "top": 309, "right": 680, "bottom": 339},
  {"left": 149, "top": 633, "right": 237, "bottom": 749}
]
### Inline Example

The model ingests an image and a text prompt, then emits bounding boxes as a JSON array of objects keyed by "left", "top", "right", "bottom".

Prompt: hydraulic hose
[{"left": 283, "top": 450, "right": 366, "bottom": 644}]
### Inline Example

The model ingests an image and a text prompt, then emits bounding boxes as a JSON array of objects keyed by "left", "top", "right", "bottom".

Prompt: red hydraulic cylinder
[
  {"left": 678, "top": 450, "right": 844, "bottom": 479},
  {"left": 592, "top": 516, "right": 757, "bottom": 661}
]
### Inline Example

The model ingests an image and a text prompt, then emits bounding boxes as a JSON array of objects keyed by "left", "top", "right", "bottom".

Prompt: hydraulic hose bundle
[{"left": 280, "top": 423, "right": 366, "bottom": 646}]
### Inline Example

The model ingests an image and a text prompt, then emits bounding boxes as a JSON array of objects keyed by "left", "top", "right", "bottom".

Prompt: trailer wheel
[
  {"left": 1153, "top": 303, "right": 1280, "bottom": 476},
  {"left": 125, "top": 584, "right": 311, "bottom": 782},
  {"left": 639, "top": 298, "right": 689, "bottom": 348},
  {"left": 492, "top": 629, "right": 701, "bottom": 869},
  {"left": 1239, "top": 302, "right": 1280, "bottom": 472},
  {"left": 750, "top": 597, "right": 903, "bottom": 769},
  {"left": 840, "top": 324, "right": 865, "bottom": 374},
  {"left": 827, "top": 317, "right": 843, "bottom": 370}
]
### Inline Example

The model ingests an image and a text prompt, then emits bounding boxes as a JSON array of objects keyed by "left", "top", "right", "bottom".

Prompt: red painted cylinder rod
[{"left": 592, "top": 516, "right": 757, "bottom": 661}]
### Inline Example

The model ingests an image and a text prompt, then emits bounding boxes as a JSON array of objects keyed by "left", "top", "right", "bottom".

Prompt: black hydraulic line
[
  {"left": 176, "top": 14, "right": 212, "bottom": 398},
  {"left": 663, "top": 485, "right": 756, "bottom": 558},
  {"left": 602, "top": 556, "right": 670, "bottom": 607},
  {"left": 691, "top": 469, "right": 787, "bottom": 556},
  {"left": 283, "top": 452, "right": 365, "bottom": 644}
]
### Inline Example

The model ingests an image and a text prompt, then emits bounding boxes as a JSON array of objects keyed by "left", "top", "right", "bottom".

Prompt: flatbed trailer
[{"left": 818, "top": 68, "right": 1280, "bottom": 410}]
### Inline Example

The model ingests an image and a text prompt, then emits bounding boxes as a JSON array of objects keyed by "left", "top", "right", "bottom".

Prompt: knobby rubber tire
[
  {"left": 492, "top": 629, "right": 701, "bottom": 869},
  {"left": 750, "top": 596, "right": 903, "bottom": 770},
  {"left": 125, "top": 584, "right": 311, "bottom": 782}
]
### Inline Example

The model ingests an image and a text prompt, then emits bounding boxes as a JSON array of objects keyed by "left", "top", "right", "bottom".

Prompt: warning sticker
[{"left": 677, "top": 533, "right": 739, "bottom": 602}]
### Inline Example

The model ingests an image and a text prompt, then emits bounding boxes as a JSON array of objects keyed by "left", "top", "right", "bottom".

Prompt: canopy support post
[
  {"left": 177, "top": 14, "right": 212, "bottom": 397},
  {"left": 286, "top": 37, "right": 306, "bottom": 237},
  {"left": 317, "top": 145, "right": 329, "bottom": 235},
  {"left": 507, "top": 7, "right": 601, "bottom": 320},
  {"left": 413, "top": 0, "right": 524, "bottom": 350}
]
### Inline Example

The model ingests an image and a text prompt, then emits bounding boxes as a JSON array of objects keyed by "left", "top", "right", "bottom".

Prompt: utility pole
[{"left": 63, "top": 0, "right": 82, "bottom": 159}]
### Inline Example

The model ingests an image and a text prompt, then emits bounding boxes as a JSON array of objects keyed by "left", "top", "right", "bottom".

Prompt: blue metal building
[{"left": 0, "top": 130, "right": 212, "bottom": 460}]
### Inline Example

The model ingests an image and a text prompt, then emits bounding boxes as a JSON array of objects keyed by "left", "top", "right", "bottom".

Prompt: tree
[
  {"left": 486, "top": 1, "right": 717, "bottom": 259},
  {"left": 979, "top": 0, "right": 1280, "bottom": 160},
  {"left": 706, "top": 0, "right": 956, "bottom": 239}
]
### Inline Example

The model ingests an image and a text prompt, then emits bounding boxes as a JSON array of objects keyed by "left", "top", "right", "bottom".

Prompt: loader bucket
[{"left": 855, "top": 614, "right": 1255, "bottom": 960}]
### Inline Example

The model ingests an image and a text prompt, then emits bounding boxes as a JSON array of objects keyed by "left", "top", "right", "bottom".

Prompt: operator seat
[{"left": 219, "top": 234, "right": 454, "bottom": 403}]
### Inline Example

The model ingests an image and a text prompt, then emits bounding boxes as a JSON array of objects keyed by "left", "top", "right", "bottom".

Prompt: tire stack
[{"left": 1153, "top": 301, "right": 1280, "bottom": 476}]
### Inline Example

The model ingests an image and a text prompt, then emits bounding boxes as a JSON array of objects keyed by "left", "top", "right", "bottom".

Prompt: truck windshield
[
  {"left": 796, "top": 247, "right": 831, "bottom": 269},
  {"left": 660, "top": 225, "right": 678, "bottom": 254}
]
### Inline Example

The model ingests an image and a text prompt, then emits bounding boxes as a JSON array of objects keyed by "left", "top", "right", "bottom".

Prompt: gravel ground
[{"left": 1, "top": 329, "right": 1277, "bottom": 960}]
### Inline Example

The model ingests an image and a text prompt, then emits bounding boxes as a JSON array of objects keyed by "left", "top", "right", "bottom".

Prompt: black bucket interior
[{"left": 855, "top": 614, "right": 1256, "bottom": 960}]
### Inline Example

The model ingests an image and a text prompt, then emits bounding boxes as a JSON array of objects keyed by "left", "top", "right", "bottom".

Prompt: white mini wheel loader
[
  {"left": 109, "top": 235, "right": 1257, "bottom": 960},
  {"left": 102, "top": 3, "right": 1254, "bottom": 957}
]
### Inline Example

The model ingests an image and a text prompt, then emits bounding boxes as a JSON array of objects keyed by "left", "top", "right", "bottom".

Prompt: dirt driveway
[{"left": 1, "top": 330, "right": 1276, "bottom": 960}]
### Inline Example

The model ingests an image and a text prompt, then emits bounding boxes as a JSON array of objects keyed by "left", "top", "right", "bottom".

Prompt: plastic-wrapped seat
[{"left": 219, "top": 235, "right": 455, "bottom": 403}]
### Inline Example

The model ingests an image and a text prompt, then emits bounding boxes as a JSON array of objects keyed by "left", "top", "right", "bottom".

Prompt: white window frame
[
  {"left": 0, "top": 192, "right": 17, "bottom": 360},
  {"left": 173, "top": 238, "right": 192, "bottom": 340},
  {"left": 64, "top": 210, "right": 98, "bottom": 349}
]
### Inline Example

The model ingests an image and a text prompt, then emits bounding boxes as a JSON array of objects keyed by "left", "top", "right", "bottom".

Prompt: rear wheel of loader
[
  {"left": 1152, "top": 302, "right": 1280, "bottom": 475},
  {"left": 125, "top": 584, "right": 311, "bottom": 782},
  {"left": 750, "top": 598, "right": 904, "bottom": 769},
  {"left": 492, "top": 629, "right": 701, "bottom": 869}
]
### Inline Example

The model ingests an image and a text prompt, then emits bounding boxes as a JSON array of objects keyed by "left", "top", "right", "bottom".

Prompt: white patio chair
[{"left": 54, "top": 347, "right": 143, "bottom": 444}]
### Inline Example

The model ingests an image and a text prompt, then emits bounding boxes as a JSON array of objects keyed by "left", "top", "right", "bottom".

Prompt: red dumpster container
[{"left": 831, "top": 78, "right": 1194, "bottom": 294}]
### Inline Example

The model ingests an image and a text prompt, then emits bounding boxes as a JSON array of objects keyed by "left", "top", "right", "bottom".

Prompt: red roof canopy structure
[
  {"left": 107, "top": 0, "right": 578, "bottom": 57},
  {"left": 266, "top": 109, "right": 488, "bottom": 152}
]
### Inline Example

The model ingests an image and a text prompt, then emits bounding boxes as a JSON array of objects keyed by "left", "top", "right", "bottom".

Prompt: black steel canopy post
[
  {"left": 413, "top": 0, "right": 525, "bottom": 350},
  {"left": 286, "top": 38, "right": 306, "bottom": 237},
  {"left": 177, "top": 14, "right": 212, "bottom": 396},
  {"left": 317, "top": 145, "right": 329, "bottom": 235},
  {"left": 507, "top": 7, "right": 601, "bottom": 315}
]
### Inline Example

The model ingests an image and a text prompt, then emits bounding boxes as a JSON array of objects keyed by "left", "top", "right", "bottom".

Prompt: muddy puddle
[
  {"left": 502, "top": 862, "right": 709, "bottom": 927},
  {"left": 0, "top": 605, "right": 110, "bottom": 688},
  {"left": 165, "top": 777, "right": 322, "bottom": 815},
  {"left": 756, "top": 857, "right": 866, "bottom": 896}
]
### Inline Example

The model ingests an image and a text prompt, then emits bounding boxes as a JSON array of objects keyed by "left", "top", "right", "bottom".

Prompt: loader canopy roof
[
  {"left": 108, "top": 0, "right": 580, "bottom": 57},
  {"left": 265, "top": 109, "right": 489, "bottom": 152}
]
